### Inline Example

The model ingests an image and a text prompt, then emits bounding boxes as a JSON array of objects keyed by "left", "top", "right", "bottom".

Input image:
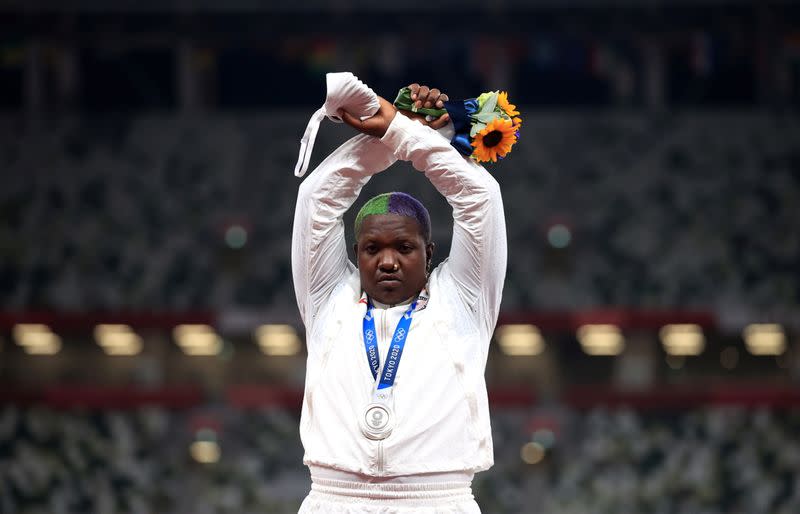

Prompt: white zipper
[
  {"left": 377, "top": 440, "right": 385, "bottom": 474},
  {"left": 375, "top": 310, "right": 388, "bottom": 475}
]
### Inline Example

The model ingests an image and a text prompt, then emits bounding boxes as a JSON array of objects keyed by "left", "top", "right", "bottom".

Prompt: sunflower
[
  {"left": 497, "top": 91, "right": 519, "bottom": 117},
  {"left": 471, "top": 118, "right": 517, "bottom": 163}
]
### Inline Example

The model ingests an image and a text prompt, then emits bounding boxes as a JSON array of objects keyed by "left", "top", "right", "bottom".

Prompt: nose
[{"left": 377, "top": 251, "right": 399, "bottom": 272}]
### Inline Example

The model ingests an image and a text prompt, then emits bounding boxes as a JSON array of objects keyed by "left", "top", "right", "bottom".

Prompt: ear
[{"left": 426, "top": 242, "right": 435, "bottom": 269}]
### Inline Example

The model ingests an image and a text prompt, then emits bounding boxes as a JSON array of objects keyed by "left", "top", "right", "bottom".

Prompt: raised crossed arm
[
  {"left": 293, "top": 83, "right": 452, "bottom": 329},
  {"left": 339, "top": 85, "right": 451, "bottom": 138}
]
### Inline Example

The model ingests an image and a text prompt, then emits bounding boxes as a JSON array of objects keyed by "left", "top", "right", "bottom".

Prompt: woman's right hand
[{"left": 339, "top": 96, "right": 398, "bottom": 138}]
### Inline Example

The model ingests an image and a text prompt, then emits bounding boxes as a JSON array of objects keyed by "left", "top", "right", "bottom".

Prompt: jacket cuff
[
  {"left": 380, "top": 113, "right": 454, "bottom": 157},
  {"left": 380, "top": 111, "right": 418, "bottom": 154}
]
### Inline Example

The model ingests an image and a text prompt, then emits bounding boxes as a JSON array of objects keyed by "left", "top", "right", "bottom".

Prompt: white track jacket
[{"left": 291, "top": 113, "right": 507, "bottom": 477}]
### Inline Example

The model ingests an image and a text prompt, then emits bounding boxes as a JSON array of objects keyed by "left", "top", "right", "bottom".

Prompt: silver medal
[{"left": 360, "top": 403, "right": 394, "bottom": 440}]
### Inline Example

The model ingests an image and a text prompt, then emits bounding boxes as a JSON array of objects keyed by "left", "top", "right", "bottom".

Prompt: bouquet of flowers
[{"left": 393, "top": 88, "right": 522, "bottom": 164}]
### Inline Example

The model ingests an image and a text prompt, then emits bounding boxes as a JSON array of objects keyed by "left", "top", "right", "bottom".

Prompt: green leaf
[
  {"left": 470, "top": 122, "right": 486, "bottom": 137},
  {"left": 476, "top": 91, "right": 497, "bottom": 108},
  {"left": 393, "top": 87, "right": 415, "bottom": 111},
  {"left": 473, "top": 112, "right": 500, "bottom": 123},
  {"left": 479, "top": 93, "right": 498, "bottom": 114}
]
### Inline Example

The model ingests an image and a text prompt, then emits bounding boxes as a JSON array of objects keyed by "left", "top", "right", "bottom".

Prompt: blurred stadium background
[{"left": 1, "top": 0, "right": 800, "bottom": 513}]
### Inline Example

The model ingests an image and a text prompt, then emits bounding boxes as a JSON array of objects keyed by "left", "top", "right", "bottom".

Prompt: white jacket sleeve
[
  {"left": 380, "top": 114, "right": 508, "bottom": 336},
  {"left": 292, "top": 134, "right": 397, "bottom": 330}
]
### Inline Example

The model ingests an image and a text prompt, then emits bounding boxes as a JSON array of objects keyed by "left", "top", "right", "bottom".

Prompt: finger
[
  {"left": 423, "top": 88, "right": 441, "bottom": 109},
  {"left": 408, "top": 83, "right": 420, "bottom": 100},
  {"left": 436, "top": 93, "right": 449, "bottom": 108},
  {"left": 416, "top": 85, "right": 430, "bottom": 109},
  {"left": 419, "top": 86, "right": 435, "bottom": 107},
  {"left": 428, "top": 113, "right": 450, "bottom": 130}
]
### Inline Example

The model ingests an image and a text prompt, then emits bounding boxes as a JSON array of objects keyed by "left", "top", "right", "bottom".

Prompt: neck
[{"left": 371, "top": 295, "right": 415, "bottom": 310}]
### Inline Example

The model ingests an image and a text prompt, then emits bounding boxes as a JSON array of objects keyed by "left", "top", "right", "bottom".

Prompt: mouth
[{"left": 377, "top": 275, "right": 402, "bottom": 285}]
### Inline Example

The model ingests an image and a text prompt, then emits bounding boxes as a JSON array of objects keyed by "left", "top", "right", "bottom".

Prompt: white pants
[{"left": 298, "top": 467, "right": 481, "bottom": 514}]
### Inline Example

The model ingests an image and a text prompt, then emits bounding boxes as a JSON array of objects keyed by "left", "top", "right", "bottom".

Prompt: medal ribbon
[{"left": 362, "top": 300, "right": 417, "bottom": 391}]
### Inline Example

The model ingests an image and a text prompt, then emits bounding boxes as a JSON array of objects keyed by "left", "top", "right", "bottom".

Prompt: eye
[
  {"left": 363, "top": 244, "right": 378, "bottom": 255},
  {"left": 399, "top": 243, "right": 415, "bottom": 254}
]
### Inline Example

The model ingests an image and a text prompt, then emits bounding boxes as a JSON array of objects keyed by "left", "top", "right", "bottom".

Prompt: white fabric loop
[
  {"left": 294, "top": 72, "right": 380, "bottom": 177},
  {"left": 295, "top": 107, "right": 327, "bottom": 177}
]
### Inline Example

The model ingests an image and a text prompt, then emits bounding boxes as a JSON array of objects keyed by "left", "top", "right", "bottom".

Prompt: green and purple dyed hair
[{"left": 354, "top": 192, "right": 432, "bottom": 243}]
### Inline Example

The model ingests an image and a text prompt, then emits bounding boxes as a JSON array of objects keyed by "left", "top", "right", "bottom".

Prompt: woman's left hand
[{"left": 402, "top": 83, "right": 450, "bottom": 129}]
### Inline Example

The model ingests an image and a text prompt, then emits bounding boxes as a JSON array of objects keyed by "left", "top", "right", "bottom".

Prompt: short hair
[{"left": 354, "top": 192, "right": 432, "bottom": 243}]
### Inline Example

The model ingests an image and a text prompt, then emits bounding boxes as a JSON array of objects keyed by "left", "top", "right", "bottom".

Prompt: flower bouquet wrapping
[{"left": 393, "top": 88, "right": 522, "bottom": 163}]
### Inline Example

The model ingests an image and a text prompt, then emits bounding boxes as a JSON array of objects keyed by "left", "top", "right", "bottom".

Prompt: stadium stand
[
  {"left": 1, "top": 3, "right": 798, "bottom": 514},
  {"left": 2, "top": 112, "right": 798, "bottom": 320},
  {"left": 3, "top": 404, "right": 800, "bottom": 514}
]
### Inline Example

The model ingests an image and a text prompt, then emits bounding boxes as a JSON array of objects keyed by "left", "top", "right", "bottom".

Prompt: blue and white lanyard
[{"left": 362, "top": 300, "right": 417, "bottom": 394}]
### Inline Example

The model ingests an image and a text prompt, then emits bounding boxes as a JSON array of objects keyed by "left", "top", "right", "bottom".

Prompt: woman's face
[{"left": 354, "top": 214, "right": 434, "bottom": 306}]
